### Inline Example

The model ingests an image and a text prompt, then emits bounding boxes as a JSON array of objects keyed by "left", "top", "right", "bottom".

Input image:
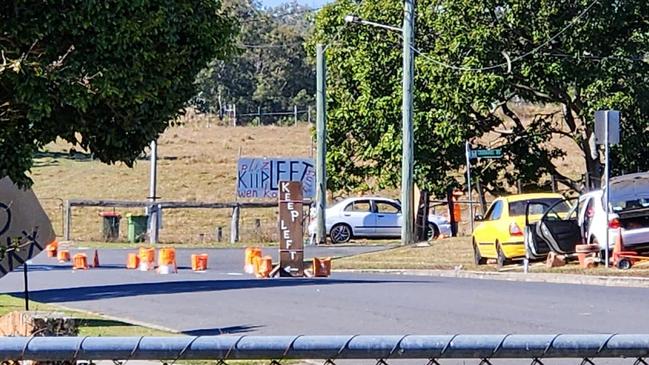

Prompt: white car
[
  {"left": 525, "top": 173, "right": 649, "bottom": 260},
  {"left": 580, "top": 173, "right": 649, "bottom": 252},
  {"left": 307, "top": 197, "right": 452, "bottom": 244}
]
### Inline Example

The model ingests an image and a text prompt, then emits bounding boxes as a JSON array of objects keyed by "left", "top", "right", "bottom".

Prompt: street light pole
[
  {"left": 401, "top": 0, "right": 415, "bottom": 245},
  {"left": 315, "top": 43, "right": 327, "bottom": 245},
  {"left": 344, "top": 2, "right": 416, "bottom": 244}
]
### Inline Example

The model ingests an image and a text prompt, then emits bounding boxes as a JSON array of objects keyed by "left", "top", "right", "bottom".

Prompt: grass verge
[
  {"left": 0, "top": 294, "right": 172, "bottom": 336},
  {"left": 334, "top": 236, "right": 649, "bottom": 276}
]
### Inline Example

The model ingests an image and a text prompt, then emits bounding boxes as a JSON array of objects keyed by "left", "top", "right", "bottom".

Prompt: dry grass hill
[
  {"left": 31, "top": 104, "right": 587, "bottom": 244},
  {"left": 32, "top": 116, "right": 314, "bottom": 244}
]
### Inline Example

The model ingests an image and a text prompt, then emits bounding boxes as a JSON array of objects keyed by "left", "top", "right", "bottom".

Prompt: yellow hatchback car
[{"left": 472, "top": 193, "right": 571, "bottom": 268}]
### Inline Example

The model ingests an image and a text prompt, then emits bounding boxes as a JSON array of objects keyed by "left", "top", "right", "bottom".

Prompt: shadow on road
[
  {"left": 16, "top": 264, "right": 125, "bottom": 272},
  {"left": 10, "top": 278, "right": 423, "bottom": 303},
  {"left": 183, "top": 325, "right": 264, "bottom": 336}
]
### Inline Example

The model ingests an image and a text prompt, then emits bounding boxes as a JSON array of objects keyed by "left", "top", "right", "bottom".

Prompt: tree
[
  {"left": 310, "top": 0, "right": 649, "bottom": 196},
  {"left": 1, "top": 0, "right": 237, "bottom": 187},
  {"left": 309, "top": 0, "right": 501, "bottom": 195},
  {"left": 194, "top": 0, "right": 316, "bottom": 122}
]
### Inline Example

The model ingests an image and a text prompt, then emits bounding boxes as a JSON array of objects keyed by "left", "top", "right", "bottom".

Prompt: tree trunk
[{"left": 582, "top": 129, "right": 602, "bottom": 190}]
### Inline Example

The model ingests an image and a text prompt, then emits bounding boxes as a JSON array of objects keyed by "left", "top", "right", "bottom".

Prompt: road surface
[{"left": 0, "top": 247, "right": 646, "bottom": 336}]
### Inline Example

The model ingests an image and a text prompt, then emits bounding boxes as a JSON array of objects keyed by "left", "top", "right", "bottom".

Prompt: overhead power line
[
  {"left": 239, "top": 42, "right": 304, "bottom": 49},
  {"left": 413, "top": 0, "right": 599, "bottom": 72},
  {"left": 270, "top": 6, "right": 322, "bottom": 18}
]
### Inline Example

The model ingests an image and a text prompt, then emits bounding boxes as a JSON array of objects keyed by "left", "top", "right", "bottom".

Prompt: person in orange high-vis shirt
[{"left": 448, "top": 188, "right": 463, "bottom": 236}]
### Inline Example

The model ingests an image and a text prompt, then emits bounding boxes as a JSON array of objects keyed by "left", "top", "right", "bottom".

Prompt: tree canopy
[
  {"left": 1, "top": 0, "right": 237, "bottom": 187},
  {"left": 310, "top": 0, "right": 649, "bottom": 195},
  {"left": 193, "top": 0, "right": 316, "bottom": 122}
]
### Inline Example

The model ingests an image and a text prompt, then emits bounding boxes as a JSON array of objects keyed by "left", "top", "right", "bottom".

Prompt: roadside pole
[
  {"left": 401, "top": 0, "right": 415, "bottom": 245},
  {"left": 149, "top": 140, "right": 159, "bottom": 244},
  {"left": 465, "top": 141, "right": 474, "bottom": 233},
  {"left": 604, "top": 111, "right": 610, "bottom": 267},
  {"left": 23, "top": 261, "right": 29, "bottom": 311},
  {"left": 315, "top": 44, "right": 327, "bottom": 245},
  {"left": 595, "top": 110, "right": 620, "bottom": 268}
]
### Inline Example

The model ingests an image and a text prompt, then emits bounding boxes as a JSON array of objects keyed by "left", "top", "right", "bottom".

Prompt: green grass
[{"left": 0, "top": 294, "right": 173, "bottom": 337}]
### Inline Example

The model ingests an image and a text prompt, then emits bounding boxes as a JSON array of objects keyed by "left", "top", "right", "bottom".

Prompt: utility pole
[
  {"left": 603, "top": 110, "right": 611, "bottom": 267},
  {"left": 149, "top": 140, "right": 159, "bottom": 244},
  {"left": 401, "top": 0, "right": 415, "bottom": 245},
  {"left": 465, "top": 141, "right": 474, "bottom": 233},
  {"left": 315, "top": 44, "right": 327, "bottom": 245}
]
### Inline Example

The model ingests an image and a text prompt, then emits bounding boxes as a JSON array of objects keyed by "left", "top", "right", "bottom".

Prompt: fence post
[
  {"left": 216, "top": 226, "right": 223, "bottom": 242},
  {"left": 63, "top": 200, "right": 71, "bottom": 241},
  {"left": 230, "top": 205, "right": 240, "bottom": 243},
  {"left": 307, "top": 106, "right": 312, "bottom": 124},
  {"left": 257, "top": 106, "right": 262, "bottom": 126},
  {"left": 551, "top": 174, "right": 557, "bottom": 192},
  {"left": 294, "top": 105, "right": 298, "bottom": 125}
]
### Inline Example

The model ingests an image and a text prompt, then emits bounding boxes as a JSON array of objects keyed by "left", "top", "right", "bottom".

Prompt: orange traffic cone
[
  {"left": 46, "top": 241, "right": 58, "bottom": 258},
  {"left": 126, "top": 253, "right": 140, "bottom": 269},
  {"left": 92, "top": 250, "right": 100, "bottom": 268},
  {"left": 612, "top": 227, "right": 635, "bottom": 266},
  {"left": 57, "top": 249, "right": 71, "bottom": 263},
  {"left": 613, "top": 229, "right": 622, "bottom": 259},
  {"left": 73, "top": 254, "right": 89, "bottom": 270}
]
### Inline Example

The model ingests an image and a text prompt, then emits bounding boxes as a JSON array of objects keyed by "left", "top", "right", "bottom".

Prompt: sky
[{"left": 260, "top": 0, "right": 332, "bottom": 9}]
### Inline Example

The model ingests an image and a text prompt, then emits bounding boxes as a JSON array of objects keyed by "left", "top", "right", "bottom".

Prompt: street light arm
[{"left": 344, "top": 14, "right": 402, "bottom": 33}]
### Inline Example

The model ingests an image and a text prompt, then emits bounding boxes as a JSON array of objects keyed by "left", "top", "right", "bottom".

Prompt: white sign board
[
  {"left": 595, "top": 110, "right": 620, "bottom": 145},
  {"left": 0, "top": 178, "right": 55, "bottom": 278},
  {"left": 237, "top": 157, "right": 316, "bottom": 199}
]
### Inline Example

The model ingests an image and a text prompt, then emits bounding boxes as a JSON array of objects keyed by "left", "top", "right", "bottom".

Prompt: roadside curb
[{"left": 335, "top": 268, "right": 649, "bottom": 288}]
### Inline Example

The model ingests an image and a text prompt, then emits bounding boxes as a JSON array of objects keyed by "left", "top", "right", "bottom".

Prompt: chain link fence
[{"left": 3, "top": 334, "right": 649, "bottom": 364}]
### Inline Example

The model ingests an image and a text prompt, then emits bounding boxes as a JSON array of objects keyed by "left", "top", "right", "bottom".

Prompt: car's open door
[
  {"left": 535, "top": 198, "right": 581, "bottom": 255},
  {"left": 524, "top": 201, "right": 551, "bottom": 259}
]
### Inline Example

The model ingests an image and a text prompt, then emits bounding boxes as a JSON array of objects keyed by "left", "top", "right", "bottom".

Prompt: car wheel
[
  {"left": 617, "top": 258, "right": 633, "bottom": 270},
  {"left": 473, "top": 239, "right": 487, "bottom": 265},
  {"left": 330, "top": 224, "right": 352, "bottom": 244},
  {"left": 496, "top": 241, "right": 508, "bottom": 269},
  {"left": 426, "top": 223, "right": 440, "bottom": 241}
]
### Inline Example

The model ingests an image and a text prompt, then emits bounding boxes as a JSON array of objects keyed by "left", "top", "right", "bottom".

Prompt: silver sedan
[{"left": 308, "top": 197, "right": 451, "bottom": 243}]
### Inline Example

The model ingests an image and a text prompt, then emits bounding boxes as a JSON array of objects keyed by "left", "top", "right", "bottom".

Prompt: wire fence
[
  {"left": 61, "top": 200, "right": 312, "bottom": 244},
  {"left": 3, "top": 334, "right": 649, "bottom": 363}
]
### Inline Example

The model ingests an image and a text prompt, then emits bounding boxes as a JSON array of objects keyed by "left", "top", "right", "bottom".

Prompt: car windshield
[{"left": 508, "top": 198, "right": 571, "bottom": 216}]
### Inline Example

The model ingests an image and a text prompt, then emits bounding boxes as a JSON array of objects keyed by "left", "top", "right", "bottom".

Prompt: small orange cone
[
  {"left": 73, "top": 253, "right": 89, "bottom": 270},
  {"left": 92, "top": 250, "right": 100, "bottom": 268},
  {"left": 46, "top": 241, "right": 58, "bottom": 258},
  {"left": 612, "top": 227, "right": 636, "bottom": 267},
  {"left": 126, "top": 253, "right": 140, "bottom": 269},
  {"left": 57, "top": 249, "right": 71, "bottom": 263}
]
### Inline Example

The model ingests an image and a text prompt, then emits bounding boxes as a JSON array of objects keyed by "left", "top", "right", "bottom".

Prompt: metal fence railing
[{"left": 3, "top": 335, "right": 649, "bottom": 362}]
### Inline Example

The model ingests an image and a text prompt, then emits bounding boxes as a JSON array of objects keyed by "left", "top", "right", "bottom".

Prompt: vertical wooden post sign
[{"left": 277, "top": 181, "right": 304, "bottom": 277}]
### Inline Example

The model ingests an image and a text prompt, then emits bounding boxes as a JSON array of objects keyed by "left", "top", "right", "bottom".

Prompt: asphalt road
[{"left": 0, "top": 246, "right": 648, "bottom": 336}]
